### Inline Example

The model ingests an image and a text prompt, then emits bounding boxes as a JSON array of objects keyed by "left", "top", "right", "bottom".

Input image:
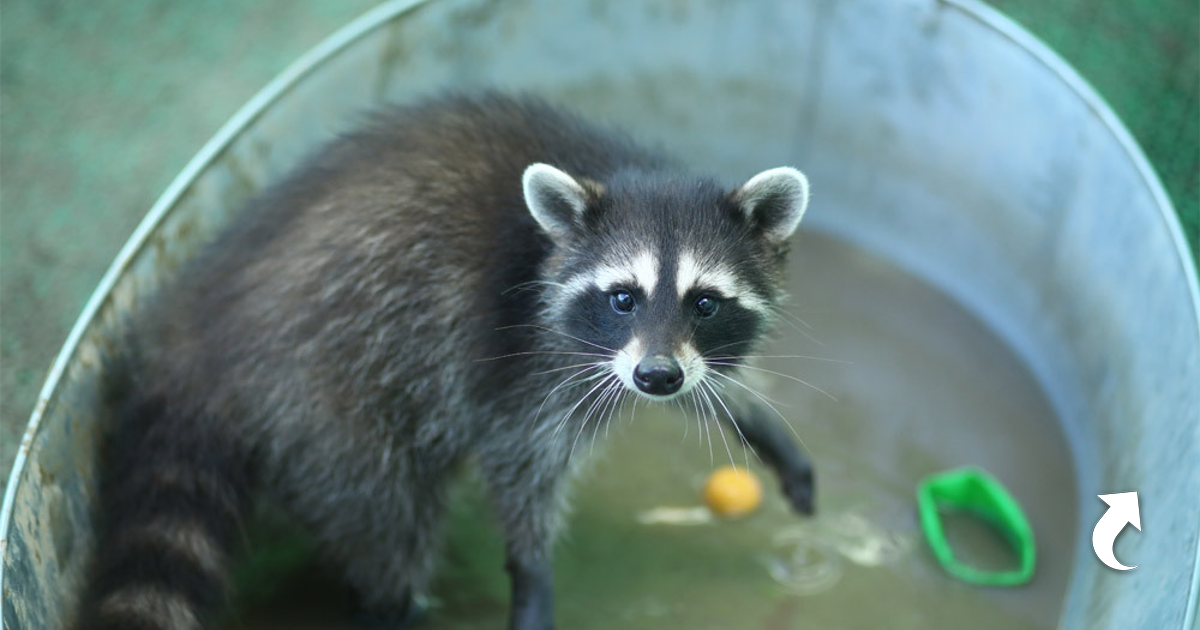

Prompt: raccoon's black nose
[{"left": 634, "top": 356, "right": 683, "bottom": 396}]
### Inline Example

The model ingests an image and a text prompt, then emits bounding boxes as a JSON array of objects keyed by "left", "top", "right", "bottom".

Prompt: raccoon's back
[{"left": 134, "top": 92, "right": 666, "bottom": 426}]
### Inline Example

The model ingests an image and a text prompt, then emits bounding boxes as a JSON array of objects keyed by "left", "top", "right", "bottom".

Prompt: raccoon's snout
[{"left": 633, "top": 356, "right": 683, "bottom": 396}]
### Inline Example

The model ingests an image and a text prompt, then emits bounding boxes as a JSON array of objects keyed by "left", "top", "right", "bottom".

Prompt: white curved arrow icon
[{"left": 1092, "top": 492, "right": 1141, "bottom": 570}]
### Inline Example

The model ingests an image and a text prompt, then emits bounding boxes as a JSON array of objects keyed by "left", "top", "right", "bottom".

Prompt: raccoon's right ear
[
  {"left": 523, "top": 163, "right": 593, "bottom": 242},
  {"left": 732, "top": 167, "right": 810, "bottom": 244}
]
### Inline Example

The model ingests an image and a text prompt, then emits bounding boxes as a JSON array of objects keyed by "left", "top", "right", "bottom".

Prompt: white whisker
[
  {"left": 696, "top": 390, "right": 715, "bottom": 465},
  {"left": 573, "top": 377, "right": 620, "bottom": 461},
  {"left": 705, "top": 354, "right": 851, "bottom": 365},
  {"left": 553, "top": 372, "right": 617, "bottom": 439},
  {"left": 701, "top": 340, "right": 749, "bottom": 357},
  {"left": 594, "top": 381, "right": 622, "bottom": 444},
  {"left": 495, "top": 324, "right": 619, "bottom": 354},
  {"left": 674, "top": 398, "right": 689, "bottom": 445},
  {"left": 596, "top": 386, "right": 626, "bottom": 453},
  {"left": 476, "top": 350, "right": 612, "bottom": 362},
  {"left": 529, "top": 361, "right": 610, "bottom": 377},
  {"left": 707, "top": 370, "right": 810, "bottom": 453},
  {"left": 767, "top": 306, "right": 825, "bottom": 346},
  {"left": 502, "top": 280, "right": 568, "bottom": 295},
  {"left": 688, "top": 390, "right": 705, "bottom": 450},
  {"left": 697, "top": 380, "right": 738, "bottom": 471},
  {"left": 706, "top": 362, "right": 838, "bottom": 401},
  {"left": 708, "top": 374, "right": 791, "bottom": 407},
  {"left": 532, "top": 364, "right": 608, "bottom": 434},
  {"left": 702, "top": 378, "right": 754, "bottom": 471}
]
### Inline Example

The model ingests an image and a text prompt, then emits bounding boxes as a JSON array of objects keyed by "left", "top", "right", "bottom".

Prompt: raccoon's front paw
[
  {"left": 781, "top": 465, "right": 815, "bottom": 516},
  {"left": 353, "top": 593, "right": 427, "bottom": 629}
]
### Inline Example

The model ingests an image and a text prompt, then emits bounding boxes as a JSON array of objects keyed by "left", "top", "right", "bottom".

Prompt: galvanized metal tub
[{"left": 3, "top": 0, "right": 1197, "bottom": 628}]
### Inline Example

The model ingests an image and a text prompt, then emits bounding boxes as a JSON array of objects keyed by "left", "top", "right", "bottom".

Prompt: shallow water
[{"left": 230, "top": 232, "right": 1078, "bottom": 629}]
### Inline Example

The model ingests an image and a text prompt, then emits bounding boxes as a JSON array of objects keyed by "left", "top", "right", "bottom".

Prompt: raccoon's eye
[
  {"left": 610, "top": 290, "right": 635, "bottom": 314},
  {"left": 694, "top": 295, "right": 720, "bottom": 319}
]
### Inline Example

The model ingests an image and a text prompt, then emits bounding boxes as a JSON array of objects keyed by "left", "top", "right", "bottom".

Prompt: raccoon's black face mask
[{"left": 523, "top": 163, "right": 809, "bottom": 400}]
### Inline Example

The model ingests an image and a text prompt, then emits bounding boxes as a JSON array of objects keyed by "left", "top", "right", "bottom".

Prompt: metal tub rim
[{"left": 0, "top": 0, "right": 431, "bottom": 598}]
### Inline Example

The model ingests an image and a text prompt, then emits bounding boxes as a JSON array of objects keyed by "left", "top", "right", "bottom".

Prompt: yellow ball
[{"left": 703, "top": 466, "right": 763, "bottom": 518}]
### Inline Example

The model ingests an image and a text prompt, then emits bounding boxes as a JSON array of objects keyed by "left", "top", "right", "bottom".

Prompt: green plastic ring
[{"left": 916, "top": 467, "right": 1036, "bottom": 586}]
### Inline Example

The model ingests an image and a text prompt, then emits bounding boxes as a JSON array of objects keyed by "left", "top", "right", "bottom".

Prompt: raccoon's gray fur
[{"left": 82, "top": 92, "right": 815, "bottom": 630}]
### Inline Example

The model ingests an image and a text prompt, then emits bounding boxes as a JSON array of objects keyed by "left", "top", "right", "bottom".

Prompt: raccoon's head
[{"left": 523, "top": 162, "right": 809, "bottom": 401}]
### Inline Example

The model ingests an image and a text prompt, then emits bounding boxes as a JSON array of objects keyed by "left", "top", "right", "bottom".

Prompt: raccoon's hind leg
[
  {"left": 301, "top": 461, "right": 451, "bottom": 628},
  {"left": 335, "top": 507, "right": 440, "bottom": 629},
  {"left": 80, "top": 395, "right": 252, "bottom": 630}
]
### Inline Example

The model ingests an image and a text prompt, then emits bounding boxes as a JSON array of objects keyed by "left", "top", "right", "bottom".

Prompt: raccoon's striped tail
[{"left": 79, "top": 394, "right": 252, "bottom": 630}]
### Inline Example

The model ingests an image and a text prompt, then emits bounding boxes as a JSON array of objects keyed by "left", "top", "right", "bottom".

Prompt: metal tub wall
[{"left": 2, "top": 0, "right": 1197, "bottom": 628}]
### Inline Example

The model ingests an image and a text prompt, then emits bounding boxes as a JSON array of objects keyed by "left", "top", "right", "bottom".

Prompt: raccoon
[{"left": 81, "top": 92, "right": 815, "bottom": 630}]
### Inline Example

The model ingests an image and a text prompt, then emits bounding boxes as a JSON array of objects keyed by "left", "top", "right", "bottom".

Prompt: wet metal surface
[{"left": 2, "top": 0, "right": 1197, "bottom": 628}]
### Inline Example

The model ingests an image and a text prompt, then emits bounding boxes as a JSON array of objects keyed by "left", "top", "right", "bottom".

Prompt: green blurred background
[{"left": 1, "top": 0, "right": 1197, "bottom": 489}]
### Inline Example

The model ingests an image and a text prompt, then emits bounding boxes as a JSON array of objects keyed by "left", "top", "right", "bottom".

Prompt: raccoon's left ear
[
  {"left": 523, "top": 163, "right": 594, "bottom": 242},
  {"left": 732, "top": 167, "right": 810, "bottom": 243}
]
